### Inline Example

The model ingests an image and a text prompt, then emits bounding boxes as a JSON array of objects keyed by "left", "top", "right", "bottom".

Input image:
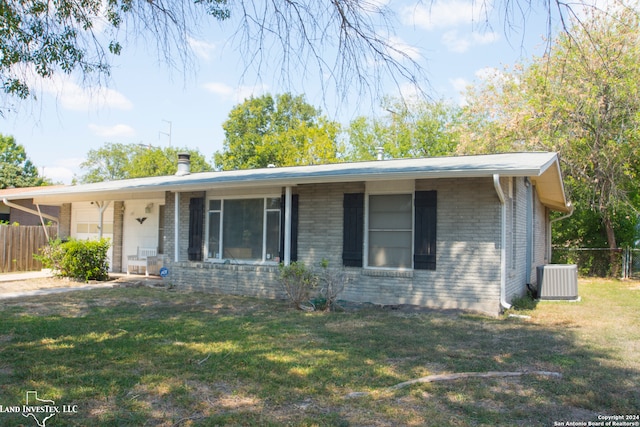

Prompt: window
[
  {"left": 368, "top": 194, "right": 413, "bottom": 268},
  {"left": 207, "top": 197, "right": 281, "bottom": 262},
  {"left": 343, "top": 190, "right": 437, "bottom": 270},
  {"left": 76, "top": 222, "right": 113, "bottom": 234}
]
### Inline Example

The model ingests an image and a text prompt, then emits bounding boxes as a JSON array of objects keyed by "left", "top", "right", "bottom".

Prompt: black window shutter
[
  {"left": 414, "top": 191, "right": 437, "bottom": 270},
  {"left": 188, "top": 197, "right": 204, "bottom": 261},
  {"left": 280, "top": 194, "right": 299, "bottom": 262},
  {"left": 343, "top": 193, "right": 364, "bottom": 267}
]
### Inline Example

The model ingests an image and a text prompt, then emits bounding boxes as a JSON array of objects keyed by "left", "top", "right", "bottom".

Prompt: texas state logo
[{"left": 0, "top": 390, "right": 78, "bottom": 426}]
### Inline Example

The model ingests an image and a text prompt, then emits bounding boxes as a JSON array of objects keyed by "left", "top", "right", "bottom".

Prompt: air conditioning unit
[{"left": 536, "top": 264, "right": 578, "bottom": 300}]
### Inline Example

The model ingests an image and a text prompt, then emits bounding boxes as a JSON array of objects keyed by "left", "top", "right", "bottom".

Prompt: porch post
[
  {"left": 284, "top": 186, "right": 292, "bottom": 266},
  {"left": 95, "top": 201, "right": 110, "bottom": 239}
]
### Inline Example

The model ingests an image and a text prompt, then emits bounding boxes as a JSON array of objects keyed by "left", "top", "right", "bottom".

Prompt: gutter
[
  {"left": 2, "top": 198, "right": 59, "bottom": 240},
  {"left": 493, "top": 175, "right": 511, "bottom": 311}
]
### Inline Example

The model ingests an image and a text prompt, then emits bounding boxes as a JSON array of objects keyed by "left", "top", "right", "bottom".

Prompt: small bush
[
  {"left": 318, "top": 259, "right": 348, "bottom": 311},
  {"left": 279, "top": 262, "right": 318, "bottom": 310},
  {"left": 37, "top": 238, "right": 111, "bottom": 282}
]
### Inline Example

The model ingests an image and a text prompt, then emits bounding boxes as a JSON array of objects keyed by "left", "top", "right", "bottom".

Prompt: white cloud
[
  {"left": 202, "top": 82, "right": 268, "bottom": 102},
  {"left": 188, "top": 37, "right": 216, "bottom": 61},
  {"left": 442, "top": 31, "right": 471, "bottom": 53},
  {"left": 474, "top": 67, "right": 516, "bottom": 85},
  {"left": 386, "top": 36, "right": 422, "bottom": 61},
  {"left": 42, "top": 166, "right": 75, "bottom": 185},
  {"left": 442, "top": 30, "right": 499, "bottom": 53},
  {"left": 88, "top": 123, "right": 136, "bottom": 138},
  {"left": 450, "top": 77, "right": 469, "bottom": 93},
  {"left": 40, "top": 75, "right": 133, "bottom": 111},
  {"left": 202, "top": 82, "right": 234, "bottom": 97},
  {"left": 447, "top": 77, "right": 473, "bottom": 106},
  {"left": 40, "top": 157, "right": 84, "bottom": 185},
  {"left": 475, "top": 67, "right": 500, "bottom": 81},
  {"left": 403, "top": 0, "right": 494, "bottom": 31}
]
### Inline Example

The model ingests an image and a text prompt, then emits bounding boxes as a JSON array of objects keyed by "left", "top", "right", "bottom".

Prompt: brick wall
[
  {"left": 59, "top": 203, "right": 72, "bottom": 239},
  {"left": 164, "top": 178, "right": 507, "bottom": 315},
  {"left": 112, "top": 201, "right": 124, "bottom": 272},
  {"left": 502, "top": 177, "right": 553, "bottom": 303},
  {"left": 8, "top": 201, "right": 60, "bottom": 226}
]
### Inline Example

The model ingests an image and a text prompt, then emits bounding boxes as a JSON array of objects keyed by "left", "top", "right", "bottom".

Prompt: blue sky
[{"left": 3, "top": 0, "right": 557, "bottom": 184}]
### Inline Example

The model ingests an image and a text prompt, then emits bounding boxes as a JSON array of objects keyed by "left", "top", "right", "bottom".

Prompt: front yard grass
[{"left": 0, "top": 278, "right": 638, "bottom": 426}]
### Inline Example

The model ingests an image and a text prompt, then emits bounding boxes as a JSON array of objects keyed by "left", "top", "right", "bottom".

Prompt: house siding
[
  {"left": 7, "top": 200, "right": 60, "bottom": 226},
  {"left": 59, "top": 203, "right": 72, "bottom": 239},
  {"left": 504, "top": 178, "right": 552, "bottom": 303},
  {"left": 112, "top": 201, "right": 124, "bottom": 273},
  {"left": 162, "top": 190, "right": 286, "bottom": 299},
  {"left": 532, "top": 184, "right": 549, "bottom": 282},
  {"left": 164, "top": 177, "right": 505, "bottom": 315},
  {"left": 505, "top": 177, "right": 527, "bottom": 303}
]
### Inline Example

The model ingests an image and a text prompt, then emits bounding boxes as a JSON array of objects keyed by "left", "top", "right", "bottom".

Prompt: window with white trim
[
  {"left": 343, "top": 190, "right": 436, "bottom": 270},
  {"left": 206, "top": 197, "right": 281, "bottom": 262},
  {"left": 367, "top": 194, "right": 413, "bottom": 268}
]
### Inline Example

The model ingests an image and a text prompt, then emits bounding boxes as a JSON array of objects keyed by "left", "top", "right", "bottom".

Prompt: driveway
[
  {"left": 0, "top": 270, "right": 53, "bottom": 282},
  {"left": 0, "top": 271, "right": 142, "bottom": 300}
]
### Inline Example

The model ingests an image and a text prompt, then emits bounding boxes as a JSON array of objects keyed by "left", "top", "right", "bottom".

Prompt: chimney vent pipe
[{"left": 176, "top": 152, "right": 191, "bottom": 176}]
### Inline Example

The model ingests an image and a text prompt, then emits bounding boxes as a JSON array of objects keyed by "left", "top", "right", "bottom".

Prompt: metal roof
[{"left": 2, "top": 152, "right": 570, "bottom": 212}]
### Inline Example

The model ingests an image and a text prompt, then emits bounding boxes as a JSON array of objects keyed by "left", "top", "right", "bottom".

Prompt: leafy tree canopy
[
  {"left": 0, "top": 134, "right": 47, "bottom": 188},
  {"left": 79, "top": 143, "right": 212, "bottom": 183},
  {"left": 458, "top": 4, "right": 640, "bottom": 256},
  {"left": 214, "top": 93, "right": 341, "bottom": 169},
  {"left": 0, "top": 0, "right": 426, "bottom": 113},
  {"left": 344, "top": 97, "right": 462, "bottom": 161},
  {"left": 2, "top": 0, "right": 623, "bottom": 114}
]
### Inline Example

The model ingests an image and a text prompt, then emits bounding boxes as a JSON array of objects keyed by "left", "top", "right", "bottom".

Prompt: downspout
[
  {"left": 174, "top": 192, "right": 180, "bottom": 263},
  {"left": 2, "top": 198, "right": 59, "bottom": 240},
  {"left": 284, "top": 186, "right": 292, "bottom": 266},
  {"left": 525, "top": 178, "right": 533, "bottom": 284},
  {"left": 547, "top": 202, "right": 574, "bottom": 262},
  {"left": 493, "top": 175, "right": 511, "bottom": 310}
]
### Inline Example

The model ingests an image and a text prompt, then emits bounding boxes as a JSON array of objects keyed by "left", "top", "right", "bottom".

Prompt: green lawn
[{"left": 0, "top": 279, "right": 638, "bottom": 426}]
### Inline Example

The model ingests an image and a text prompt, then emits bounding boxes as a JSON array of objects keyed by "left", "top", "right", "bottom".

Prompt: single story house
[{"left": 3, "top": 152, "right": 571, "bottom": 315}]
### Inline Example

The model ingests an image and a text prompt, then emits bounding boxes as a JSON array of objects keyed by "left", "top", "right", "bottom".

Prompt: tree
[
  {"left": 0, "top": 134, "right": 46, "bottom": 188},
  {"left": 344, "top": 98, "right": 461, "bottom": 161},
  {"left": 79, "top": 143, "right": 212, "bottom": 183},
  {"left": 459, "top": 5, "right": 640, "bottom": 273},
  {"left": 0, "top": 0, "right": 425, "bottom": 113},
  {"left": 127, "top": 146, "right": 212, "bottom": 177},
  {"left": 2, "top": 0, "right": 626, "bottom": 114},
  {"left": 79, "top": 143, "right": 138, "bottom": 183},
  {"left": 214, "top": 93, "right": 341, "bottom": 169}
]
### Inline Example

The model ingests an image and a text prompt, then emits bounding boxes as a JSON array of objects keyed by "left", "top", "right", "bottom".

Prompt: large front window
[
  {"left": 368, "top": 194, "right": 413, "bottom": 268},
  {"left": 207, "top": 197, "right": 281, "bottom": 262}
]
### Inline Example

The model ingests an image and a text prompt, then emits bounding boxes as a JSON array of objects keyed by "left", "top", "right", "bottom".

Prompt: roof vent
[
  {"left": 176, "top": 152, "right": 191, "bottom": 176},
  {"left": 376, "top": 147, "right": 384, "bottom": 161},
  {"left": 267, "top": 164, "right": 276, "bottom": 168}
]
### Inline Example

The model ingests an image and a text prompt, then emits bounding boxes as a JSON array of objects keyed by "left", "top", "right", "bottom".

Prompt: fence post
[{"left": 622, "top": 247, "right": 630, "bottom": 279}]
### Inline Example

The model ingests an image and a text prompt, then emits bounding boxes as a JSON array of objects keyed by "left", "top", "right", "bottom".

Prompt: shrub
[
  {"left": 38, "top": 238, "right": 111, "bottom": 282},
  {"left": 279, "top": 262, "right": 318, "bottom": 310},
  {"left": 318, "top": 259, "right": 348, "bottom": 311}
]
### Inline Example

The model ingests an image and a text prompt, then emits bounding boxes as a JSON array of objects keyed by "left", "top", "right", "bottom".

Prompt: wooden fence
[{"left": 0, "top": 225, "right": 58, "bottom": 273}]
